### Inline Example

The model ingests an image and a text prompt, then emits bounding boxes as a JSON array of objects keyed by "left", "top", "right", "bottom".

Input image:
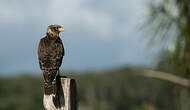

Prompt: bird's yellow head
[{"left": 46, "top": 24, "right": 65, "bottom": 37}]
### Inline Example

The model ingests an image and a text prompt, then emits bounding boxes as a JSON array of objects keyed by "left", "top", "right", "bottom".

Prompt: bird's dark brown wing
[{"left": 38, "top": 37, "right": 64, "bottom": 70}]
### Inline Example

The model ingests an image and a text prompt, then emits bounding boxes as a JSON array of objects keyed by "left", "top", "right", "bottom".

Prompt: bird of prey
[{"left": 38, "top": 24, "right": 65, "bottom": 95}]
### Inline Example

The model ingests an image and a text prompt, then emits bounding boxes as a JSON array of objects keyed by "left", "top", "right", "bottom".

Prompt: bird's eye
[{"left": 54, "top": 27, "right": 58, "bottom": 31}]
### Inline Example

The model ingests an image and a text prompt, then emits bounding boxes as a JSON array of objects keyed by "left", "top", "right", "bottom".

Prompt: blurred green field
[{"left": 0, "top": 67, "right": 186, "bottom": 110}]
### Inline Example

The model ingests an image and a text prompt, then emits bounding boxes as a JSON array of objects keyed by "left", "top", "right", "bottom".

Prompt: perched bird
[{"left": 38, "top": 24, "right": 65, "bottom": 95}]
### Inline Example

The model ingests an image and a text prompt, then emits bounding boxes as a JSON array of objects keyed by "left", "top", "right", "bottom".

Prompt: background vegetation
[
  {"left": 144, "top": 0, "right": 190, "bottom": 109},
  {"left": 0, "top": 67, "right": 188, "bottom": 110}
]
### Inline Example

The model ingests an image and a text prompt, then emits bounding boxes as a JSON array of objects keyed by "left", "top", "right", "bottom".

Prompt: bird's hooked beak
[{"left": 58, "top": 28, "right": 65, "bottom": 32}]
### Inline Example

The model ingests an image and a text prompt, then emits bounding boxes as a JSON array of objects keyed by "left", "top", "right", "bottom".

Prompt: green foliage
[
  {"left": 0, "top": 76, "right": 44, "bottom": 110},
  {"left": 0, "top": 68, "right": 183, "bottom": 110},
  {"left": 145, "top": 0, "right": 190, "bottom": 75},
  {"left": 144, "top": 1, "right": 190, "bottom": 109}
]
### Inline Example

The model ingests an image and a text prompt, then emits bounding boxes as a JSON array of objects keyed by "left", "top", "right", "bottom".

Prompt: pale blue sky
[{"left": 0, "top": 0, "right": 161, "bottom": 75}]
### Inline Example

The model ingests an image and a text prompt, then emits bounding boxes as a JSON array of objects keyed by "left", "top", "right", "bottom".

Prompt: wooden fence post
[{"left": 43, "top": 76, "right": 77, "bottom": 110}]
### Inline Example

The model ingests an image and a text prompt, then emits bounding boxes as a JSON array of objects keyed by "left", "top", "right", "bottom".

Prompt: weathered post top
[{"left": 43, "top": 76, "right": 77, "bottom": 110}]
